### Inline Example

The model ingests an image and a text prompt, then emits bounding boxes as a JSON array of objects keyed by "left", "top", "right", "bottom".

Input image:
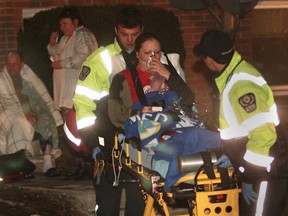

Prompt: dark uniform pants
[
  {"left": 240, "top": 178, "right": 288, "bottom": 216},
  {"left": 95, "top": 166, "right": 145, "bottom": 216}
]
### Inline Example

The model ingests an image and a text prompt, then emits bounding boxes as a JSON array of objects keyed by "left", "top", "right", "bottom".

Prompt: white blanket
[{"left": 0, "top": 65, "right": 63, "bottom": 155}]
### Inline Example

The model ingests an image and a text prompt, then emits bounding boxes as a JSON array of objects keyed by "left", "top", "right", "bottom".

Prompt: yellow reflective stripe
[
  {"left": 242, "top": 104, "right": 280, "bottom": 131},
  {"left": 223, "top": 72, "right": 266, "bottom": 129},
  {"left": 76, "top": 116, "right": 96, "bottom": 130},
  {"left": 220, "top": 104, "right": 279, "bottom": 140},
  {"left": 63, "top": 122, "right": 81, "bottom": 146},
  {"left": 99, "top": 136, "right": 105, "bottom": 147},
  {"left": 221, "top": 72, "right": 277, "bottom": 139},
  {"left": 222, "top": 73, "right": 265, "bottom": 128},
  {"left": 95, "top": 204, "right": 99, "bottom": 213},
  {"left": 75, "top": 85, "right": 109, "bottom": 100},
  {"left": 243, "top": 149, "right": 274, "bottom": 168},
  {"left": 100, "top": 49, "right": 112, "bottom": 75},
  {"left": 255, "top": 181, "right": 268, "bottom": 216},
  {"left": 220, "top": 127, "right": 248, "bottom": 140}
]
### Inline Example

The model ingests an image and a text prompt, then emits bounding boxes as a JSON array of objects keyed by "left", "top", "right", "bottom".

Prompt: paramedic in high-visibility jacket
[
  {"left": 73, "top": 7, "right": 143, "bottom": 151},
  {"left": 72, "top": 7, "right": 145, "bottom": 216},
  {"left": 193, "top": 30, "right": 288, "bottom": 216}
]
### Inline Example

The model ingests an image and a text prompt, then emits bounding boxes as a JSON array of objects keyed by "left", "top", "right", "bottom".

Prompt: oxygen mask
[{"left": 147, "top": 52, "right": 155, "bottom": 70}]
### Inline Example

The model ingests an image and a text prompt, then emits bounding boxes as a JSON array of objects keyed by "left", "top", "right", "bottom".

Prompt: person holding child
[
  {"left": 108, "top": 32, "right": 222, "bottom": 191},
  {"left": 108, "top": 32, "right": 194, "bottom": 126}
]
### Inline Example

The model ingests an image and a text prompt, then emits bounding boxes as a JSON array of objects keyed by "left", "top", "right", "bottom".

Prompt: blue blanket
[{"left": 124, "top": 111, "right": 221, "bottom": 190}]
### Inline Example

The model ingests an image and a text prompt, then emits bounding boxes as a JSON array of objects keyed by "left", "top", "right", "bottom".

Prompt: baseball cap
[{"left": 193, "top": 30, "right": 234, "bottom": 62}]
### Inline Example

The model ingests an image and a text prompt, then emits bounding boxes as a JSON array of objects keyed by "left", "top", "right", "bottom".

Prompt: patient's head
[
  {"left": 5, "top": 51, "right": 23, "bottom": 81},
  {"left": 135, "top": 32, "right": 161, "bottom": 71},
  {"left": 135, "top": 32, "right": 167, "bottom": 92}
]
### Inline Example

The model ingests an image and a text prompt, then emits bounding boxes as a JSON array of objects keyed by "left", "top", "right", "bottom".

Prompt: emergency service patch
[
  {"left": 238, "top": 93, "right": 256, "bottom": 113},
  {"left": 79, "top": 66, "right": 91, "bottom": 81}
]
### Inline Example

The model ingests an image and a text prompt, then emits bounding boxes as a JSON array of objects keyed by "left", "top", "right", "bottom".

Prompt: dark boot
[{"left": 64, "top": 161, "right": 90, "bottom": 180}]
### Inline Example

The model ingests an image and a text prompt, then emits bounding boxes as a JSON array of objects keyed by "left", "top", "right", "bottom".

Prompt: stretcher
[{"left": 110, "top": 134, "right": 241, "bottom": 216}]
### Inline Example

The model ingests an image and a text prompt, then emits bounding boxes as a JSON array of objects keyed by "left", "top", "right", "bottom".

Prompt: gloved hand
[
  {"left": 92, "top": 146, "right": 101, "bottom": 160},
  {"left": 214, "top": 154, "right": 232, "bottom": 168},
  {"left": 242, "top": 182, "right": 258, "bottom": 205}
]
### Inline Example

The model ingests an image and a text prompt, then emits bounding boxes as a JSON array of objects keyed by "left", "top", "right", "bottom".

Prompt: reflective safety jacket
[
  {"left": 73, "top": 38, "right": 122, "bottom": 130},
  {"left": 215, "top": 51, "right": 279, "bottom": 171}
]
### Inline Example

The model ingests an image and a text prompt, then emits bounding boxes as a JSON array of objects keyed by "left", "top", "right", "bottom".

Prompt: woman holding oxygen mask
[{"left": 108, "top": 32, "right": 195, "bottom": 127}]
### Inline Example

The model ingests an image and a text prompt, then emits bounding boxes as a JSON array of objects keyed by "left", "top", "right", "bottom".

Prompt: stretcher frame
[{"left": 112, "top": 135, "right": 241, "bottom": 216}]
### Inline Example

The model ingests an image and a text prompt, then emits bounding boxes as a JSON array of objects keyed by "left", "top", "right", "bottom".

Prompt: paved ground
[
  {"left": 1, "top": 167, "right": 288, "bottom": 216},
  {"left": 0, "top": 173, "right": 189, "bottom": 216},
  {"left": 0, "top": 174, "right": 96, "bottom": 216},
  {"left": 0, "top": 128, "right": 96, "bottom": 216},
  {"left": 1, "top": 126, "right": 288, "bottom": 216}
]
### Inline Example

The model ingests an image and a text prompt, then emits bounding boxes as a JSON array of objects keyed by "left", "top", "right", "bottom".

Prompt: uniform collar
[
  {"left": 114, "top": 37, "right": 123, "bottom": 53},
  {"left": 215, "top": 51, "right": 242, "bottom": 93}
]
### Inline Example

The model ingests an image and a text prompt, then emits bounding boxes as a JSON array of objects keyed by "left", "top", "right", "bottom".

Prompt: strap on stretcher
[{"left": 94, "top": 159, "right": 105, "bottom": 184}]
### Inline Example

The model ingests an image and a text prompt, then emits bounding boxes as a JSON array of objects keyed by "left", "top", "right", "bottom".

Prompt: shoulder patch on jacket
[
  {"left": 238, "top": 93, "right": 256, "bottom": 113},
  {"left": 79, "top": 66, "right": 91, "bottom": 81}
]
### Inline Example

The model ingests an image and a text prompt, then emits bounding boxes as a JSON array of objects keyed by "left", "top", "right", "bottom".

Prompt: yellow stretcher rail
[{"left": 111, "top": 135, "right": 241, "bottom": 216}]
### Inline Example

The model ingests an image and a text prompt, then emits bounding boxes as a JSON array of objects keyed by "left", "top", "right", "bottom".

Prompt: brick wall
[{"left": 0, "top": 0, "right": 253, "bottom": 111}]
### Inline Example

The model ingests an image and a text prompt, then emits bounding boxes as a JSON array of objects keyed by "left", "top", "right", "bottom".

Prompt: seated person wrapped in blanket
[
  {"left": 0, "top": 51, "right": 63, "bottom": 179},
  {"left": 108, "top": 32, "right": 221, "bottom": 190}
]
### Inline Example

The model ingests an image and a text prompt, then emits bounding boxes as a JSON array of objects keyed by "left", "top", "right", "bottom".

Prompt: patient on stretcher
[
  {"left": 108, "top": 32, "right": 221, "bottom": 190},
  {"left": 123, "top": 92, "right": 221, "bottom": 190}
]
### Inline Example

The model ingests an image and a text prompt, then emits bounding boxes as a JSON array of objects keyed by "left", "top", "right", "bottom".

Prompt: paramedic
[
  {"left": 72, "top": 7, "right": 144, "bottom": 216},
  {"left": 193, "top": 29, "right": 288, "bottom": 215}
]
